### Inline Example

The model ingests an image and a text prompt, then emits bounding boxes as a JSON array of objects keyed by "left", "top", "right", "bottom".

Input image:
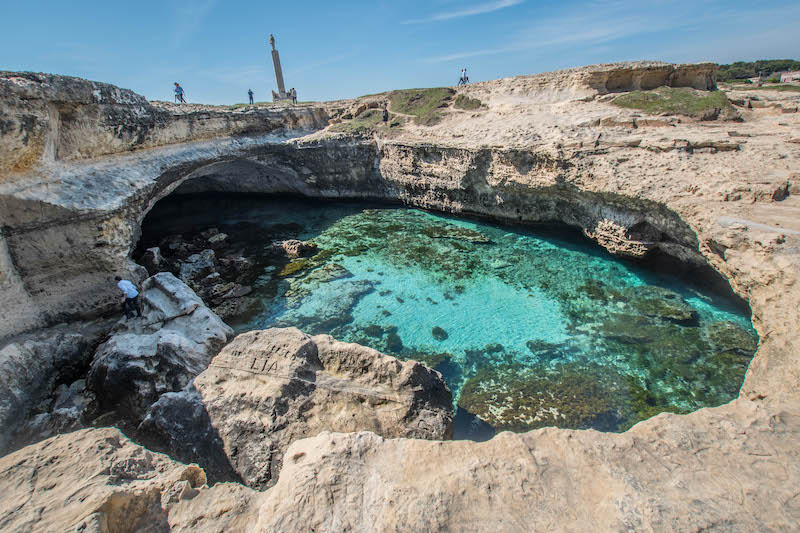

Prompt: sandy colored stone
[
  {"left": 141, "top": 327, "right": 453, "bottom": 489},
  {"left": 0, "top": 427, "right": 205, "bottom": 533}
]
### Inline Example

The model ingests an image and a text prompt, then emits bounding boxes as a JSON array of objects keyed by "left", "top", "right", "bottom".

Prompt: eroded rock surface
[
  {"left": 0, "top": 427, "right": 206, "bottom": 533},
  {"left": 88, "top": 272, "right": 232, "bottom": 421},
  {"left": 141, "top": 327, "right": 453, "bottom": 489},
  {"left": 164, "top": 400, "right": 800, "bottom": 532},
  {"left": 0, "top": 322, "right": 107, "bottom": 453}
]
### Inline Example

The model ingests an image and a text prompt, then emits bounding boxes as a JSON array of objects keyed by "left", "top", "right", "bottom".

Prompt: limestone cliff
[{"left": 1, "top": 61, "right": 800, "bottom": 531}]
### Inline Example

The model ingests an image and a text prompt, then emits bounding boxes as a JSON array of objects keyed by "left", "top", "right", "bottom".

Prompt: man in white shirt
[{"left": 115, "top": 276, "right": 142, "bottom": 319}]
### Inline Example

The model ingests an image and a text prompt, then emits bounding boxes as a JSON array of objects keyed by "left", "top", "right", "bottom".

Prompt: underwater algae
[{"left": 139, "top": 196, "right": 758, "bottom": 438}]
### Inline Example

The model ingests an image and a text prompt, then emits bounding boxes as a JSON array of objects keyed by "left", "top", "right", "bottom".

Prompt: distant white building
[{"left": 779, "top": 71, "right": 800, "bottom": 83}]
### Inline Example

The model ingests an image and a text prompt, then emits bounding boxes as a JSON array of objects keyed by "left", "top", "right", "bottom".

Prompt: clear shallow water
[{"left": 140, "top": 195, "right": 758, "bottom": 439}]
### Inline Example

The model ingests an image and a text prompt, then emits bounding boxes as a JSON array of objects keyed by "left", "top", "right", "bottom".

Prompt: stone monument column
[{"left": 269, "top": 34, "right": 287, "bottom": 101}]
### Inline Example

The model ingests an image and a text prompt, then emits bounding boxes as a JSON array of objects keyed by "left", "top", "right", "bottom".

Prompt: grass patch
[
  {"left": 389, "top": 87, "right": 455, "bottom": 125},
  {"left": 453, "top": 94, "right": 483, "bottom": 110},
  {"left": 611, "top": 86, "right": 733, "bottom": 118},
  {"left": 330, "top": 108, "right": 384, "bottom": 134}
]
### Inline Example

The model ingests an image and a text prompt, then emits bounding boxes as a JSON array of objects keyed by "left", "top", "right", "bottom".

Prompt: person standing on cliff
[
  {"left": 290, "top": 87, "right": 297, "bottom": 104},
  {"left": 248, "top": 88, "right": 254, "bottom": 104},
  {"left": 174, "top": 83, "right": 186, "bottom": 103},
  {"left": 382, "top": 105, "right": 389, "bottom": 125},
  {"left": 115, "top": 276, "right": 142, "bottom": 319}
]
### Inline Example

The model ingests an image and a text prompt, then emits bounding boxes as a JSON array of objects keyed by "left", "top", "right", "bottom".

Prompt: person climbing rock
[
  {"left": 174, "top": 82, "right": 186, "bottom": 103},
  {"left": 115, "top": 276, "right": 142, "bottom": 319},
  {"left": 382, "top": 106, "right": 389, "bottom": 125},
  {"left": 248, "top": 88, "right": 254, "bottom": 104}
]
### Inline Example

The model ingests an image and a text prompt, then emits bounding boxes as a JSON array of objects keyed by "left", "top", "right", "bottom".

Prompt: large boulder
[
  {"left": 0, "top": 427, "right": 206, "bottom": 533},
  {"left": 88, "top": 272, "right": 232, "bottom": 422},
  {"left": 141, "top": 327, "right": 453, "bottom": 489},
  {"left": 0, "top": 323, "right": 105, "bottom": 453}
]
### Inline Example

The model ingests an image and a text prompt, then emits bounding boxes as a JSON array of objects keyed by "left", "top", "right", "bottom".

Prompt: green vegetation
[
  {"left": 611, "top": 86, "right": 733, "bottom": 118},
  {"left": 453, "top": 94, "right": 483, "bottom": 110},
  {"left": 329, "top": 109, "right": 384, "bottom": 134},
  {"left": 717, "top": 59, "right": 800, "bottom": 81},
  {"left": 278, "top": 258, "right": 308, "bottom": 277},
  {"left": 388, "top": 87, "right": 455, "bottom": 125}
]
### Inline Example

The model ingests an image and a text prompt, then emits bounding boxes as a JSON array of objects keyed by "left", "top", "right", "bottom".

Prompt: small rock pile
[{"left": 138, "top": 227, "right": 319, "bottom": 323}]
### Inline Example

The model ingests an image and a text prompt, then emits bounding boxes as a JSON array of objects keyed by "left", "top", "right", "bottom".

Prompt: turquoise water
[{"left": 139, "top": 195, "right": 758, "bottom": 439}]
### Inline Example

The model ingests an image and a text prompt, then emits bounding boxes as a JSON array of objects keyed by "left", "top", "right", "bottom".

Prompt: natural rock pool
[{"left": 137, "top": 194, "right": 757, "bottom": 439}]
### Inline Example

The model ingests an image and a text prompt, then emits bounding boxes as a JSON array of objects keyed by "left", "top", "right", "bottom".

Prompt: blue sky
[{"left": 1, "top": 0, "right": 798, "bottom": 104}]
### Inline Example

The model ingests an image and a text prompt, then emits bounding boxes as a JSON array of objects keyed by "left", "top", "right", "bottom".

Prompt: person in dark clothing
[
  {"left": 174, "top": 83, "right": 186, "bottom": 103},
  {"left": 248, "top": 88, "right": 254, "bottom": 104},
  {"left": 115, "top": 276, "right": 142, "bottom": 319},
  {"left": 290, "top": 87, "right": 297, "bottom": 104},
  {"left": 382, "top": 106, "right": 389, "bottom": 125}
]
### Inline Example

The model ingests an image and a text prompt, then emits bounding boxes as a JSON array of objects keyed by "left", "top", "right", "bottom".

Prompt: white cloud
[
  {"left": 402, "top": 0, "right": 523, "bottom": 24},
  {"left": 424, "top": 1, "right": 707, "bottom": 63}
]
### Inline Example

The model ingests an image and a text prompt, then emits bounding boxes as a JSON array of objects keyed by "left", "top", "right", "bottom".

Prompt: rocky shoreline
[{"left": 1, "top": 62, "right": 799, "bottom": 530}]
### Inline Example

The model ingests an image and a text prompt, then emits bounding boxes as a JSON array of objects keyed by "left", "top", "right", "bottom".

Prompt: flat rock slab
[{"left": 142, "top": 327, "right": 453, "bottom": 489}]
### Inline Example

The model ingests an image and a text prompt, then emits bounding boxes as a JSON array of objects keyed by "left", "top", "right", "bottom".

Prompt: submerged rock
[
  {"left": 422, "top": 224, "right": 491, "bottom": 243},
  {"left": 88, "top": 273, "right": 232, "bottom": 422},
  {"left": 458, "top": 363, "right": 660, "bottom": 432},
  {"left": 141, "top": 327, "right": 453, "bottom": 489},
  {"left": 432, "top": 326, "right": 449, "bottom": 341},
  {"left": 627, "top": 286, "right": 698, "bottom": 326}
]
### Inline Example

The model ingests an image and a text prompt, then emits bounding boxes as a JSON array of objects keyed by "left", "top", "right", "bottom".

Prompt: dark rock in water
[
  {"left": 140, "top": 328, "right": 453, "bottom": 489},
  {"left": 525, "top": 340, "right": 564, "bottom": 363},
  {"left": 386, "top": 331, "right": 404, "bottom": 352},
  {"left": 179, "top": 249, "right": 217, "bottom": 285},
  {"left": 364, "top": 325, "right": 384, "bottom": 338},
  {"left": 705, "top": 321, "right": 758, "bottom": 356},
  {"left": 88, "top": 273, "right": 232, "bottom": 423},
  {"left": 600, "top": 314, "right": 655, "bottom": 344},
  {"left": 422, "top": 224, "right": 491, "bottom": 243},
  {"left": 159, "top": 234, "right": 193, "bottom": 260},
  {"left": 458, "top": 363, "right": 655, "bottom": 433},
  {"left": 212, "top": 296, "right": 262, "bottom": 323},
  {"left": 432, "top": 326, "right": 449, "bottom": 341},
  {"left": 627, "top": 286, "right": 698, "bottom": 326},
  {"left": 199, "top": 227, "right": 220, "bottom": 240},
  {"left": 485, "top": 343, "right": 504, "bottom": 354},
  {"left": 266, "top": 222, "right": 304, "bottom": 236}
]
